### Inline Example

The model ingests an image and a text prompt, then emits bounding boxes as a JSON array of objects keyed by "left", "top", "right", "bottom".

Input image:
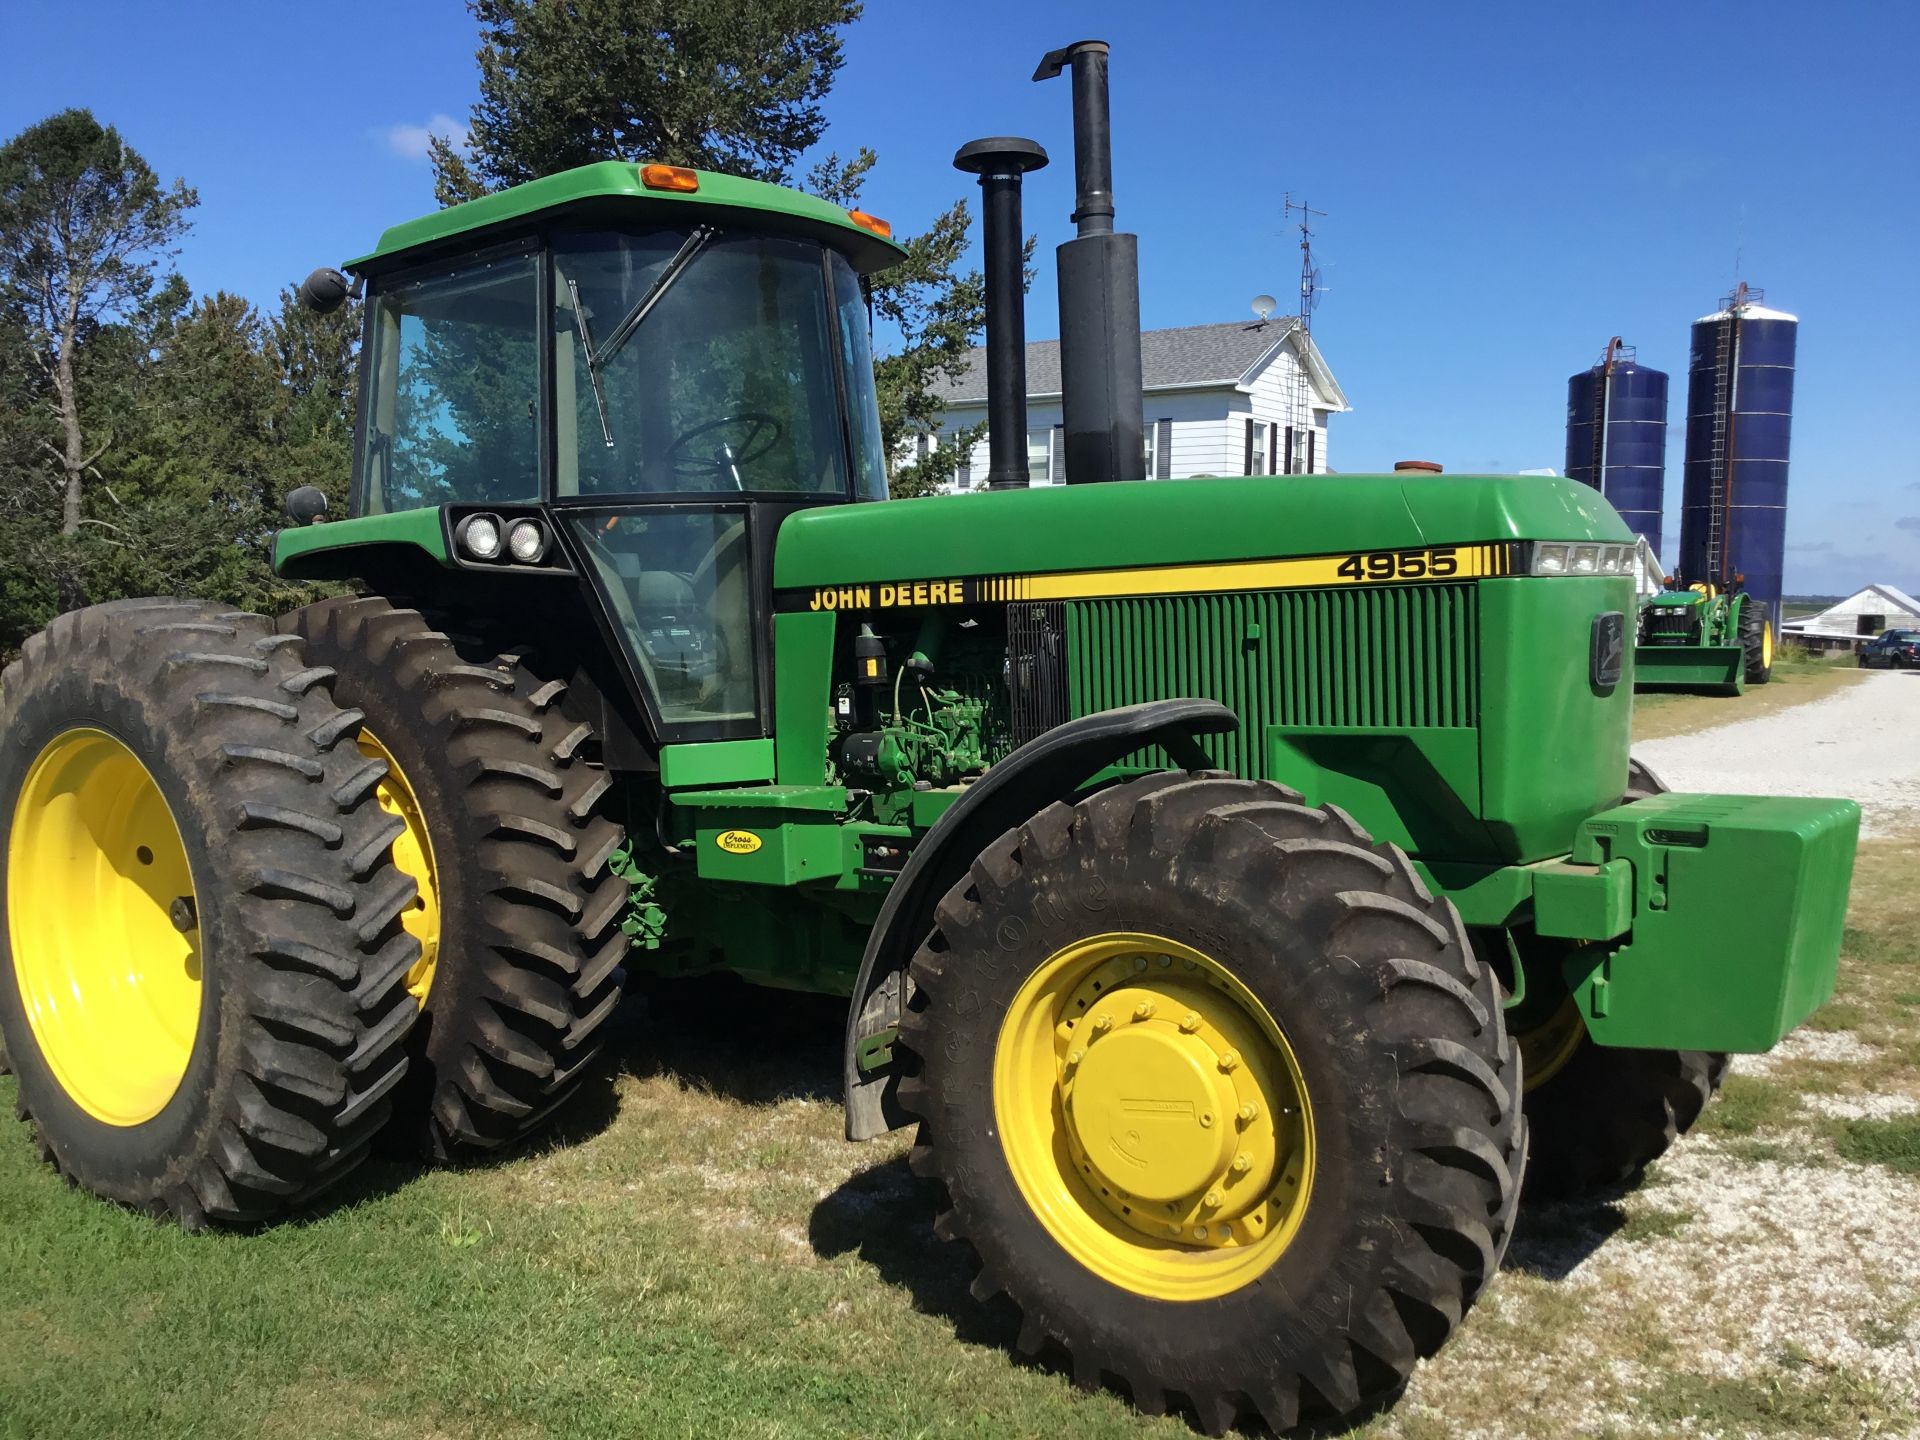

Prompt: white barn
[
  {"left": 923, "top": 317, "right": 1349, "bottom": 487},
  {"left": 1780, "top": 584, "right": 1920, "bottom": 651}
]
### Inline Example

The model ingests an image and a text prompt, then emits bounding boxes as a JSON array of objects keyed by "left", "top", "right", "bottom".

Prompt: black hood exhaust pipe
[
  {"left": 954, "top": 137, "right": 1049, "bottom": 490},
  {"left": 1035, "top": 40, "right": 1145, "bottom": 485}
]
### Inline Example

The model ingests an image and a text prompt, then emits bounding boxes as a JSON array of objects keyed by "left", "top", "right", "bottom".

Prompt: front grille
[
  {"left": 1642, "top": 607, "right": 1699, "bottom": 643},
  {"left": 1062, "top": 583, "right": 1480, "bottom": 775}
]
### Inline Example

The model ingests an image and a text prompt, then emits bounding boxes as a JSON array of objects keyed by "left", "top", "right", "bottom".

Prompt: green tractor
[
  {"left": 0, "top": 41, "right": 1858, "bottom": 1435},
  {"left": 1635, "top": 580, "right": 1776, "bottom": 694}
]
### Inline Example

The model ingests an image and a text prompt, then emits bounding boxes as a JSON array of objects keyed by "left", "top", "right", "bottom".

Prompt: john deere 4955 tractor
[{"left": 0, "top": 40, "right": 1858, "bottom": 1435}]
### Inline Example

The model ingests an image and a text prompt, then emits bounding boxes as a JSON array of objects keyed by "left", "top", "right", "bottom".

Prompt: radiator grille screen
[
  {"left": 1007, "top": 600, "right": 1069, "bottom": 748},
  {"left": 1062, "top": 583, "right": 1480, "bottom": 775}
]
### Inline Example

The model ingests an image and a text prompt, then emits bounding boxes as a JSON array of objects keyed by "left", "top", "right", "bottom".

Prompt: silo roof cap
[{"left": 1696, "top": 303, "right": 1798, "bottom": 323}]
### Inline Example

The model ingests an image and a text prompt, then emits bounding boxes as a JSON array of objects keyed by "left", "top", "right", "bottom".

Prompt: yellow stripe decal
[{"left": 784, "top": 543, "right": 1519, "bottom": 612}]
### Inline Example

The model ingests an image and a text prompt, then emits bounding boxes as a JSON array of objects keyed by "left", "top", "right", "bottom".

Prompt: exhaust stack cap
[
  {"left": 954, "top": 137, "right": 1050, "bottom": 490},
  {"left": 1394, "top": 460, "right": 1445, "bottom": 474}
]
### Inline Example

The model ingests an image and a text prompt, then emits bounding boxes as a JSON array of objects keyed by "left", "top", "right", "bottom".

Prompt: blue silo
[
  {"left": 1565, "top": 340, "right": 1668, "bottom": 553},
  {"left": 1678, "top": 285, "right": 1797, "bottom": 624}
]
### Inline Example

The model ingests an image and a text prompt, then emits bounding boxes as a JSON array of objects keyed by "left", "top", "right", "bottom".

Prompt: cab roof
[{"left": 348, "top": 161, "right": 908, "bottom": 276}]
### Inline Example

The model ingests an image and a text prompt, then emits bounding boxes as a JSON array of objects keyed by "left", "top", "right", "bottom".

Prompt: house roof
[
  {"left": 1779, "top": 583, "right": 1920, "bottom": 636},
  {"left": 931, "top": 319, "right": 1349, "bottom": 412}
]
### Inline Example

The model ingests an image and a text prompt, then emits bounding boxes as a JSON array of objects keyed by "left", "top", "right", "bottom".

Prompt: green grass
[
  {"left": 1639, "top": 1358, "right": 1902, "bottom": 1436},
  {"left": 1825, "top": 1114, "right": 1920, "bottom": 1175},
  {"left": 1618, "top": 1205, "right": 1693, "bottom": 1241},
  {"left": 1697, "top": 1074, "right": 1800, "bottom": 1137},
  {"left": 0, "top": 1020, "right": 1189, "bottom": 1440}
]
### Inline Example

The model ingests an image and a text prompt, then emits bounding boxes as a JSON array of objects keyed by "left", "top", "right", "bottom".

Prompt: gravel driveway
[{"left": 1636, "top": 671, "right": 1920, "bottom": 836}]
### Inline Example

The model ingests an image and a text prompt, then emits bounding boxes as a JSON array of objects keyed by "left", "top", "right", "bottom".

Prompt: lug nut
[
  {"left": 1133, "top": 955, "right": 1148, "bottom": 972},
  {"left": 169, "top": 896, "right": 198, "bottom": 934},
  {"left": 1231, "top": 1152, "right": 1252, "bottom": 1173},
  {"left": 1092, "top": 1013, "right": 1113, "bottom": 1033},
  {"left": 1218, "top": 1049, "right": 1241, "bottom": 1072},
  {"left": 1203, "top": 1190, "right": 1223, "bottom": 1209},
  {"left": 1237, "top": 1102, "right": 1259, "bottom": 1124},
  {"left": 1066, "top": 1049, "right": 1085, "bottom": 1067},
  {"left": 1179, "top": 1011, "right": 1202, "bottom": 1033},
  {"left": 1133, "top": 1001, "right": 1155, "bottom": 1021}
]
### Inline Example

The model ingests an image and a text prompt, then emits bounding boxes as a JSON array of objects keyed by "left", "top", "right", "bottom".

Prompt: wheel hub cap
[{"left": 993, "top": 933, "right": 1314, "bottom": 1301}]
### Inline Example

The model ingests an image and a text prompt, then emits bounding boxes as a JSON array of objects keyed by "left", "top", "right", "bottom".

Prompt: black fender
[{"left": 842, "top": 698, "right": 1237, "bottom": 1140}]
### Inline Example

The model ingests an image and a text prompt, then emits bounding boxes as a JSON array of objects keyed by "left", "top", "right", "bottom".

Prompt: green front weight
[{"left": 1561, "top": 793, "right": 1860, "bottom": 1052}]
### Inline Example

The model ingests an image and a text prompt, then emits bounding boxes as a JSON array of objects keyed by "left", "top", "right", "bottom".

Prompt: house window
[
  {"left": 1244, "top": 419, "right": 1264, "bottom": 476},
  {"left": 1027, "top": 428, "right": 1053, "bottom": 484}
]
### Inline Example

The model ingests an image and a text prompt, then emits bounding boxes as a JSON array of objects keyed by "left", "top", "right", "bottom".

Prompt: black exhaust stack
[
  {"left": 1035, "top": 40, "right": 1145, "bottom": 484},
  {"left": 954, "top": 137, "right": 1049, "bottom": 490}
]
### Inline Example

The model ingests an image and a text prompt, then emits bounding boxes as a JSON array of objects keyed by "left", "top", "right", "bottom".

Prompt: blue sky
[{"left": 4, "top": 0, "right": 1915, "bottom": 595}]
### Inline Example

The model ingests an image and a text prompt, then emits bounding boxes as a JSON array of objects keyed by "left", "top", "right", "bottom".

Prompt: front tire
[
  {"left": 286, "top": 597, "right": 629, "bottom": 1160},
  {"left": 897, "top": 774, "right": 1523, "bottom": 1434},
  {"left": 0, "top": 601, "right": 419, "bottom": 1225}
]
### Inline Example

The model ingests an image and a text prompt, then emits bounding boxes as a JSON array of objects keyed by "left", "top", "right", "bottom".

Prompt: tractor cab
[{"left": 317, "top": 161, "right": 902, "bottom": 740}]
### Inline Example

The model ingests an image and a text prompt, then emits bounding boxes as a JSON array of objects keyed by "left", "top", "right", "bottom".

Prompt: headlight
[
  {"left": 1526, "top": 541, "right": 1636, "bottom": 577},
  {"left": 457, "top": 513, "right": 503, "bottom": 561},
  {"left": 507, "top": 518, "right": 549, "bottom": 564}
]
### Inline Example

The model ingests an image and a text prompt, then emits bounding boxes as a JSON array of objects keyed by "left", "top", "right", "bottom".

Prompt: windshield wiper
[{"left": 565, "top": 224, "right": 717, "bottom": 449}]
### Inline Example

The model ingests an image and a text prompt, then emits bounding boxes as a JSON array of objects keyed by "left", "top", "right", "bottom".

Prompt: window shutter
[
  {"left": 1244, "top": 419, "right": 1256, "bottom": 475},
  {"left": 1307, "top": 428, "right": 1317, "bottom": 474},
  {"left": 1155, "top": 418, "right": 1172, "bottom": 479},
  {"left": 955, "top": 448, "right": 971, "bottom": 487},
  {"left": 1284, "top": 426, "right": 1295, "bottom": 474},
  {"left": 1053, "top": 424, "right": 1064, "bottom": 483}
]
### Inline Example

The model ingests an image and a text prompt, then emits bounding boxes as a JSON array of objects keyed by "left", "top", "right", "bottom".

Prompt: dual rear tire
[{"left": 0, "top": 601, "right": 420, "bottom": 1224}]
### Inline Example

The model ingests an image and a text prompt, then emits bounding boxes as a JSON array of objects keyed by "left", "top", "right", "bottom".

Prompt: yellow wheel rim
[
  {"left": 6, "top": 729, "right": 202, "bottom": 1125},
  {"left": 357, "top": 729, "right": 440, "bottom": 1005},
  {"left": 992, "top": 932, "right": 1315, "bottom": 1302},
  {"left": 1515, "top": 994, "right": 1586, "bottom": 1092},
  {"left": 1762, "top": 620, "right": 1775, "bottom": 670}
]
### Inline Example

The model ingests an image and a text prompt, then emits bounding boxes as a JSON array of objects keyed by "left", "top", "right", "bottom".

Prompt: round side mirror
[
  {"left": 286, "top": 486, "right": 330, "bottom": 524},
  {"left": 297, "top": 267, "right": 351, "bottom": 314}
]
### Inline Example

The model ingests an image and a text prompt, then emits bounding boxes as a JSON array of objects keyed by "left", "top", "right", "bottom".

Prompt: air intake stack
[
  {"left": 954, "top": 137, "right": 1050, "bottom": 489},
  {"left": 1035, "top": 40, "right": 1146, "bottom": 484}
]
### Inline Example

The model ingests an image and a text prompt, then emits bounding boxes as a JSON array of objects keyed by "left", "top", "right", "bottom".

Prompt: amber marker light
[
  {"left": 848, "top": 209, "right": 893, "bottom": 238},
  {"left": 639, "top": 164, "right": 700, "bottom": 193}
]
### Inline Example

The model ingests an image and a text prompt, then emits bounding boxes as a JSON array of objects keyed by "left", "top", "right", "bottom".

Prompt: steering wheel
[{"left": 666, "top": 411, "right": 783, "bottom": 485}]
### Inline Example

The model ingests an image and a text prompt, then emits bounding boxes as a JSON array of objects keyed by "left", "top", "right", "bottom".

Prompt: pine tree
[
  {"left": 0, "top": 108, "right": 197, "bottom": 603},
  {"left": 430, "top": 0, "right": 987, "bottom": 496}
]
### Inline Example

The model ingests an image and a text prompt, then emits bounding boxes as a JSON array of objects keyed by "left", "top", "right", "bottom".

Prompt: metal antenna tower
[{"left": 1281, "top": 195, "right": 1326, "bottom": 473}]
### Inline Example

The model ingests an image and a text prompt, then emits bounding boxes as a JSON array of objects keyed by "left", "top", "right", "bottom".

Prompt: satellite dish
[{"left": 1251, "top": 294, "right": 1277, "bottom": 322}]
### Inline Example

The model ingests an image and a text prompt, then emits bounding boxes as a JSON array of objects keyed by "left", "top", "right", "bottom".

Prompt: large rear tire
[
  {"left": 0, "top": 600, "right": 419, "bottom": 1226},
  {"left": 1516, "top": 758, "right": 1727, "bottom": 1195},
  {"left": 896, "top": 773, "right": 1523, "bottom": 1434},
  {"left": 286, "top": 596, "right": 629, "bottom": 1160}
]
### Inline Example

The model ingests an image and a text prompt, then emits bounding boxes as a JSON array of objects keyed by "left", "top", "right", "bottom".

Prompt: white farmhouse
[
  {"left": 923, "top": 317, "right": 1348, "bottom": 487},
  {"left": 1780, "top": 584, "right": 1920, "bottom": 651}
]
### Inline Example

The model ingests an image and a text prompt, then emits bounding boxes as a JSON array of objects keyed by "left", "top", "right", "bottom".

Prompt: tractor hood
[{"left": 772, "top": 473, "right": 1632, "bottom": 592}]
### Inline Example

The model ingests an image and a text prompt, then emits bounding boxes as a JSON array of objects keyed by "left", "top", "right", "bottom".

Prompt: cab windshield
[
  {"left": 354, "top": 229, "right": 888, "bottom": 514},
  {"left": 553, "top": 229, "right": 887, "bottom": 500}
]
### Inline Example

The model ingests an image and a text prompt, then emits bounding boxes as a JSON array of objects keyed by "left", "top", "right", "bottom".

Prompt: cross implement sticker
[{"left": 782, "top": 542, "right": 1518, "bottom": 613}]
